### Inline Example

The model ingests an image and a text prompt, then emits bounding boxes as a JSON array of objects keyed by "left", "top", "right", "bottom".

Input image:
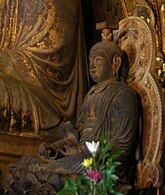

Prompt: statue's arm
[{"left": 38, "top": 121, "right": 79, "bottom": 157}]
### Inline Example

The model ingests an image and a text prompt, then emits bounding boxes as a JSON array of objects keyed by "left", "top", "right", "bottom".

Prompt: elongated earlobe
[{"left": 112, "top": 55, "right": 122, "bottom": 80}]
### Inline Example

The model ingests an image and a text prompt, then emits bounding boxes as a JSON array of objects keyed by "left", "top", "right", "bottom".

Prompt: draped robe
[
  {"left": 19, "top": 80, "right": 139, "bottom": 184},
  {"left": 0, "top": 0, "right": 88, "bottom": 136}
]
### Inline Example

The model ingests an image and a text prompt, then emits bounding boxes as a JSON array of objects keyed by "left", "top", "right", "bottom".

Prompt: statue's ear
[{"left": 112, "top": 55, "right": 122, "bottom": 80}]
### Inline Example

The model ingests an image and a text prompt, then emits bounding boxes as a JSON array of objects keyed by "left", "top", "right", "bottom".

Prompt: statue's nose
[{"left": 89, "top": 60, "right": 95, "bottom": 69}]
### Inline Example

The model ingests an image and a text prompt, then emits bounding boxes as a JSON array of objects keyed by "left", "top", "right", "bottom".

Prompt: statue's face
[{"left": 89, "top": 51, "right": 112, "bottom": 83}]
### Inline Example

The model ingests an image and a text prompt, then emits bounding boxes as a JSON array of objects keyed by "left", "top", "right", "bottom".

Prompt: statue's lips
[
  {"left": 90, "top": 70, "right": 96, "bottom": 75},
  {"left": 90, "top": 71, "right": 98, "bottom": 80}
]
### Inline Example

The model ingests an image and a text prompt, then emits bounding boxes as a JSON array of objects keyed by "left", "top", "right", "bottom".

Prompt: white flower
[{"left": 85, "top": 141, "right": 100, "bottom": 156}]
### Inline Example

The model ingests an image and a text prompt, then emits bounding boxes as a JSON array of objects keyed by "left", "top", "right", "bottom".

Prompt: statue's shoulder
[
  {"left": 111, "top": 81, "right": 139, "bottom": 104},
  {"left": 111, "top": 81, "right": 137, "bottom": 94}
]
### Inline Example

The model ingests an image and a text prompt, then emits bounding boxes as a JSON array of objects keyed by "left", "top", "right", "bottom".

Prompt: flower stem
[
  {"left": 93, "top": 182, "right": 96, "bottom": 195},
  {"left": 93, "top": 187, "right": 96, "bottom": 195}
]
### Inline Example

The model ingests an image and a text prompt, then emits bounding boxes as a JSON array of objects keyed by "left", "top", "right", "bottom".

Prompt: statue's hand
[
  {"left": 50, "top": 140, "right": 66, "bottom": 151},
  {"left": 60, "top": 145, "right": 79, "bottom": 156},
  {"left": 38, "top": 121, "right": 79, "bottom": 159},
  {"left": 37, "top": 142, "right": 51, "bottom": 156},
  {"left": 61, "top": 121, "right": 79, "bottom": 141},
  {"left": 50, "top": 139, "right": 79, "bottom": 157}
]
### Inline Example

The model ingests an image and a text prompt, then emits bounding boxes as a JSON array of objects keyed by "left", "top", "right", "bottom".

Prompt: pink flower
[{"left": 86, "top": 169, "right": 102, "bottom": 182}]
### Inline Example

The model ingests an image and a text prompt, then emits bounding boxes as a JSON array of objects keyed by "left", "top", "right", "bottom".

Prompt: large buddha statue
[
  {"left": 3, "top": 38, "right": 140, "bottom": 194},
  {"left": 0, "top": 0, "right": 88, "bottom": 137}
]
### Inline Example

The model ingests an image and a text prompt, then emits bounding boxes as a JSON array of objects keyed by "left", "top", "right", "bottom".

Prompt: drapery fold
[{"left": 0, "top": 0, "right": 88, "bottom": 135}]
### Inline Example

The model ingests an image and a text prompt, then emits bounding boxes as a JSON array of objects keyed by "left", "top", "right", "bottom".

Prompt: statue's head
[{"left": 89, "top": 40, "right": 129, "bottom": 84}]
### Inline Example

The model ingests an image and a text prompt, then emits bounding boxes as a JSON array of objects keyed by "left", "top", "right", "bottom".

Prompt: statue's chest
[{"left": 83, "top": 92, "right": 102, "bottom": 121}]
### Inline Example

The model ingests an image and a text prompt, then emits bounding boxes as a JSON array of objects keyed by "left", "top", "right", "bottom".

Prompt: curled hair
[{"left": 90, "top": 41, "right": 123, "bottom": 63}]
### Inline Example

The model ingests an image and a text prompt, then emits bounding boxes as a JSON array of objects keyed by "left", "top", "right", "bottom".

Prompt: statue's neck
[{"left": 97, "top": 78, "right": 117, "bottom": 86}]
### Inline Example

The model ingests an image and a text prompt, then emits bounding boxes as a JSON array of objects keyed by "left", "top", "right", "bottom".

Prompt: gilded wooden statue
[
  {"left": 0, "top": 0, "right": 88, "bottom": 138},
  {"left": 3, "top": 26, "right": 140, "bottom": 194}
]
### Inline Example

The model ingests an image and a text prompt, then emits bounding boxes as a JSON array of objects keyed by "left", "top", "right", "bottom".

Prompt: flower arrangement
[{"left": 58, "top": 137, "right": 122, "bottom": 195}]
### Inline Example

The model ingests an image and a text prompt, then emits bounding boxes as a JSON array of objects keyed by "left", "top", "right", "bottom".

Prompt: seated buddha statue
[
  {"left": 0, "top": 0, "right": 88, "bottom": 137},
  {"left": 3, "top": 38, "right": 140, "bottom": 194}
]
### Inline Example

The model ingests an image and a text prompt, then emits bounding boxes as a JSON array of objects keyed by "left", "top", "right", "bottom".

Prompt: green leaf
[
  {"left": 110, "top": 151, "right": 121, "bottom": 160},
  {"left": 58, "top": 135, "right": 123, "bottom": 195},
  {"left": 58, "top": 188, "right": 76, "bottom": 195},
  {"left": 113, "top": 192, "right": 123, "bottom": 195}
]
